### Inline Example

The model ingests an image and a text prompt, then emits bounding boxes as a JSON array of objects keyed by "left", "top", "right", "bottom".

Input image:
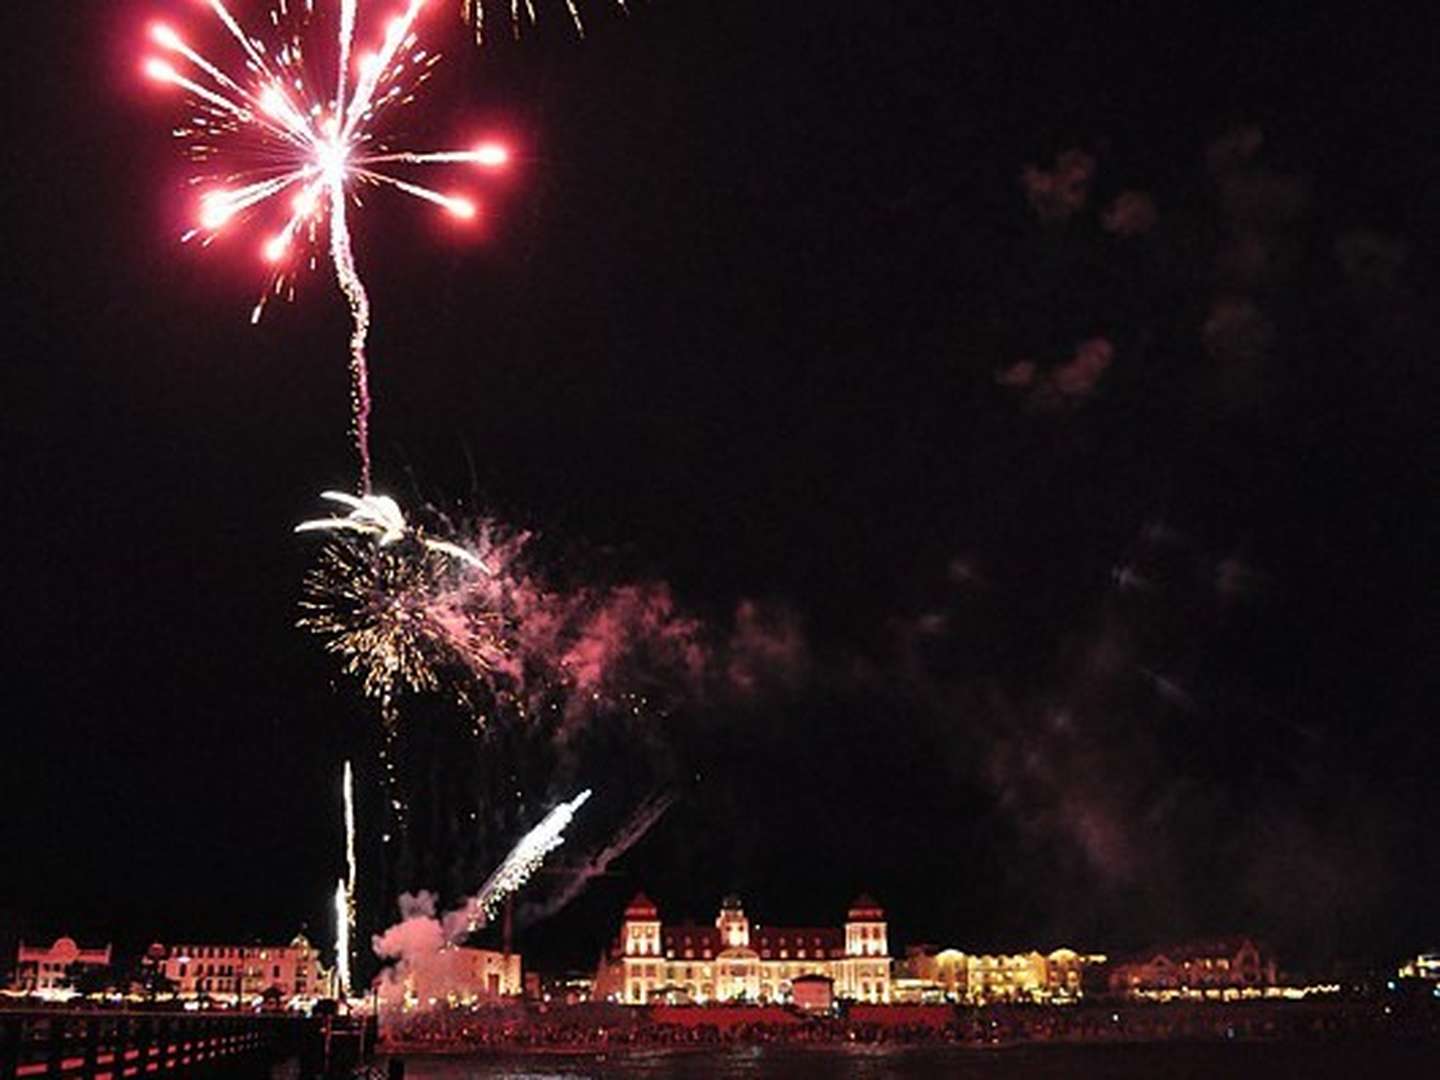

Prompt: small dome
[
  {"left": 847, "top": 894, "right": 884, "bottom": 921},
  {"left": 720, "top": 893, "right": 745, "bottom": 912}
]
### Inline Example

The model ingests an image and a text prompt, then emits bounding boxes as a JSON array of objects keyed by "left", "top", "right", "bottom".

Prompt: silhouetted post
[
  {"left": 82, "top": 1013, "right": 102, "bottom": 1074},
  {"left": 44, "top": 1013, "right": 66, "bottom": 1075},
  {"left": 0, "top": 1012, "right": 19, "bottom": 1077},
  {"left": 133, "top": 1013, "right": 155, "bottom": 1074}
]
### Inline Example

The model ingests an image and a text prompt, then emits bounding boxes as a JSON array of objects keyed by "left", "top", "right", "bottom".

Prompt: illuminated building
[
  {"left": 895, "top": 945, "right": 1105, "bottom": 1004},
  {"left": 157, "top": 934, "right": 324, "bottom": 1003},
  {"left": 1398, "top": 950, "right": 1440, "bottom": 981},
  {"left": 13, "top": 938, "right": 112, "bottom": 994},
  {"left": 1107, "top": 937, "right": 1278, "bottom": 1000},
  {"left": 402, "top": 946, "right": 522, "bottom": 1007},
  {"left": 597, "top": 893, "right": 892, "bottom": 1005}
]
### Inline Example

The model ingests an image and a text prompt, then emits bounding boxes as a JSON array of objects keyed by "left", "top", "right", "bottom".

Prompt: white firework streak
[
  {"left": 447, "top": 789, "right": 593, "bottom": 939},
  {"left": 146, "top": 0, "right": 509, "bottom": 492},
  {"left": 462, "top": 0, "right": 631, "bottom": 44},
  {"left": 344, "top": 760, "right": 358, "bottom": 901},
  {"left": 343, "top": 759, "right": 358, "bottom": 996},
  {"left": 297, "top": 491, "right": 492, "bottom": 571}
]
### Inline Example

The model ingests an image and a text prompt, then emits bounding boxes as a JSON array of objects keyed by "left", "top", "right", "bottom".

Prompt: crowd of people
[{"left": 378, "top": 997, "right": 1439, "bottom": 1052}]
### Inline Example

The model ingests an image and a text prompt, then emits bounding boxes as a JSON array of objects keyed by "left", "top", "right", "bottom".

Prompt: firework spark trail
[
  {"left": 517, "top": 791, "right": 674, "bottom": 927},
  {"left": 330, "top": 188, "right": 375, "bottom": 491},
  {"left": 334, "top": 878, "right": 352, "bottom": 996},
  {"left": 444, "top": 788, "right": 592, "bottom": 938},
  {"left": 146, "top": 1, "right": 510, "bottom": 491},
  {"left": 338, "top": 0, "right": 356, "bottom": 117},
  {"left": 463, "top": 0, "right": 629, "bottom": 44}
]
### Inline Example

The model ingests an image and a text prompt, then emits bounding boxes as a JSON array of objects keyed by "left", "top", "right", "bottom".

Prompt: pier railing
[{"left": 0, "top": 1009, "right": 308, "bottom": 1078}]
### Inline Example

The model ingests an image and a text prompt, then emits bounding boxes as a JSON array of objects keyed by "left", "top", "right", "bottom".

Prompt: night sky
[{"left": 3, "top": 1, "right": 1435, "bottom": 981}]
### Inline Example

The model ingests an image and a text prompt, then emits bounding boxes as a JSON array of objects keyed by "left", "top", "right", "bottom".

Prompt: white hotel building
[{"left": 597, "top": 893, "right": 892, "bottom": 1005}]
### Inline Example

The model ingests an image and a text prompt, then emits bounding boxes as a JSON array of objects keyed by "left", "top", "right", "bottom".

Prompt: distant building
[
  {"left": 536, "top": 971, "right": 595, "bottom": 1005},
  {"left": 157, "top": 934, "right": 324, "bottom": 1003},
  {"left": 597, "top": 892, "right": 892, "bottom": 1005},
  {"left": 402, "top": 946, "right": 522, "bottom": 1006},
  {"left": 1398, "top": 950, "right": 1440, "bottom": 981},
  {"left": 895, "top": 945, "right": 1105, "bottom": 1004},
  {"left": 1108, "top": 937, "right": 1279, "bottom": 1000},
  {"left": 13, "top": 938, "right": 112, "bottom": 994}
]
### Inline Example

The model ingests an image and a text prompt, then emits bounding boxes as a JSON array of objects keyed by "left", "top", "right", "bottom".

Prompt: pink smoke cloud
[
  {"left": 726, "top": 600, "right": 810, "bottom": 695},
  {"left": 998, "top": 338, "right": 1115, "bottom": 409},
  {"left": 1101, "top": 190, "right": 1158, "bottom": 237}
]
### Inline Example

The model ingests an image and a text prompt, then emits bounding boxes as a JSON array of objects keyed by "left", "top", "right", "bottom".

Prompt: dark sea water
[{"left": 393, "top": 1039, "right": 1438, "bottom": 1079}]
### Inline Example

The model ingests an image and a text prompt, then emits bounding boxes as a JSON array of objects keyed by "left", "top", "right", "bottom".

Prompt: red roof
[{"left": 624, "top": 892, "right": 659, "bottom": 919}]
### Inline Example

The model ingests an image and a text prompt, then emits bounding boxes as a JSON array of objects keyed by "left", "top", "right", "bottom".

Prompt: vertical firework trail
[
  {"left": 341, "top": 760, "right": 358, "bottom": 995},
  {"left": 334, "top": 878, "right": 351, "bottom": 996},
  {"left": 145, "top": 1, "right": 509, "bottom": 491}
]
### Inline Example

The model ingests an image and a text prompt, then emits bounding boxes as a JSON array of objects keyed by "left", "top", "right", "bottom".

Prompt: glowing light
[
  {"left": 144, "top": 0, "right": 504, "bottom": 492},
  {"left": 151, "top": 24, "right": 183, "bottom": 51},
  {"left": 200, "top": 194, "right": 236, "bottom": 230},
  {"left": 144, "top": 58, "right": 177, "bottom": 83},
  {"left": 474, "top": 142, "right": 509, "bottom": 168}
]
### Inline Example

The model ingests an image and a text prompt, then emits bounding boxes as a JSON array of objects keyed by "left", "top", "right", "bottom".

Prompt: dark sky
[{"left": 3, "top": 1, "right": 1436, "bottom": 980}]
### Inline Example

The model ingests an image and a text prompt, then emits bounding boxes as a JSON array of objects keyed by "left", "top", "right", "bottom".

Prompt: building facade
[
  {"left": 1107, "top": 937, "right": 1278, "bottom": 1000},
  {"left": 157, "top": 934, "right": 325, "bottom": 1003},
  {"left": 13, "top": 938, "right": 112, "bottom": 994},
  {"left": 402, "top": 946, "right": 522, "bottom": 1006},
  {"left": 598, "top": 893, "right": 891, "bottom": 1006},
  {"left": 895, "top": 945, "right": 1105, "bottom": 1004}
]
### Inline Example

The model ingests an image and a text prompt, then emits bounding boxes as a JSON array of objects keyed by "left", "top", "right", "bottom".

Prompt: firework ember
[
  {"left": 298, "top": 533, "right": 506, "bottom": 713},
  {"left": 144, "top": 1, "right": 510, "bottom": 491},
  {"left": 297, "top": 491, "right": 505, "bottom": 713}
]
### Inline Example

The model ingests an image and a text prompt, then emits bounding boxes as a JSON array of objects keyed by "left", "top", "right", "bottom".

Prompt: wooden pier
[{"left": 0, "top": 1008, "right": 376, "bottom": 1078}]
